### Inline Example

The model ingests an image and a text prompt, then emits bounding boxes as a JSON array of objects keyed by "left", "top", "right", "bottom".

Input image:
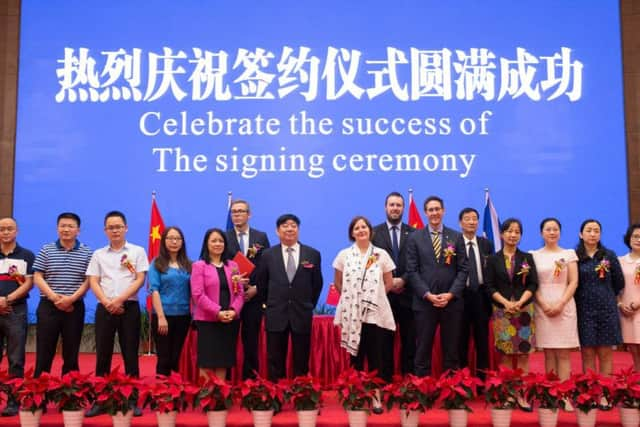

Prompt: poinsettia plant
[
  {"left": 0, "top": 369, "right": 11, "bottom": 406},
  {"left": 564, "top": 370, "right": 613, "bottom": 414},
  {"left": 48, "top": 371, "right": 95, "bottom": 411},
  {"left": 523, "top": 371, "right": 570, "bottom": 410},
  {"left": 93, "top": 368, "right": 142, "bottom": 415},
  {"left": 6, "top": 371, "right": 52, "bottom": 413},
  {"left": 437, "top": 368, "right": 482, "bottom": 412},
  {"left": 282, "top": 375, "right": 323, "bottom": 411},
  {"left": 612, "top": 368, "right": 640, "bottom": 408},
  {"left": 236, "top": 376, "right": 284, "bottom": 412},
  {"left": 484, "top": 366, "right": 523, "bottom": 409},
  {"left": 140, "top": 373, "right": 198, "bottom": 413},
  {"left": 194, "top": 374, "right": 234, "bottom": 412},
  {"left": 334, "top": 368, "right": 385, "bottom": 413},
  {"left": 384, "top": 374, "right": 440, "bottom": 414}
]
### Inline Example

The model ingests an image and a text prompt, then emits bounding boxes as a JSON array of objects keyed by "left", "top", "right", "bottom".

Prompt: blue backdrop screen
[{"left": 14, "top": 1, "right": 628, "bottom": 322}]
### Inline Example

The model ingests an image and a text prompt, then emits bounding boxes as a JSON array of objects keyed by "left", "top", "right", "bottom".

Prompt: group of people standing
[{"left": 1, "top": 193, "right": 639, "bottom": 417}]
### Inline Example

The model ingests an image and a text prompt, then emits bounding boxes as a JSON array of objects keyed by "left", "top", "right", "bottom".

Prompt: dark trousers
[
  {"left": 95, "top": 302, "right": 140, "bottom": 377},
  {"left": 151, "top": 313, "right": 191, "bottom": 376},
  {"left": 380, "top": 302, "right": 415, "bottom": 380},
  {"left": 34, "top": 298, "right": 85, "bottom": 377},
  {"left": 459, "top": 287, "right": 491, "bottom": 380},
  {"left": 351, "top": 323, "right": 388, "bottom": 382},
  {"left": 266, "top": 323, "right": 310, "bottom": 381},
  {"left": 414, "top": 297, "right": 464, "bottom": 377},
  {"left": 240, "top": 300, "right": 263, "bottom": 379},
  {"left": 0, "top": 303, "right": 27, "bottom": 378}
]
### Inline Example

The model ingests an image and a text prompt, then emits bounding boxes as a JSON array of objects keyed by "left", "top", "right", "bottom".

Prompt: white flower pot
[
  {"left": 491, "top": 408, "right": 512, "bottom": 427},
  {"left": 111, "top": 409, "right": 133, "bottom": 427},
  {"left": 207, "top": 409, "right": 228, "bottom": 427},
  {"left": 156, "top": 410, "right": 177, "bottom": 427},
  {"left": 576, "top": 408, "right": 598, "bottom": 427},
  {"left": 538, "top": 407, "right": 559, "bottom": 427},
  {"left": 62, "top": 409, "right": 85, "bottom": 427},
  {"left": 346, "top": 409, "right": 368, "bottom": 427},
  {"left": 297, "top": 409, "right": 318, "bottom": 427},
  {"left": 251, "top": 409, "right": 274, "bottom": 427},
  {"left": 19, "top": 409, "right": 42, "bottom": 427},
  {"left": 620, "top": 406, "right": 640, "bottom": 427},
  {"left": 448, "top": 408, "right": 468, "bottom": 427},
  {"left": 399, "top": 409, "right": 420, "bottom": 427}
]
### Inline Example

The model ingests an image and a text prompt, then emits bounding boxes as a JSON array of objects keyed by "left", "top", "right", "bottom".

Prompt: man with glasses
[
  {"left": 224, "top": 200, "right": 270, "bottom": 379},
  {"left": 406, "top": 196, "right": 468, "bottom": 376},
  {"left": 0, "top": 217, "right": 35, "bottom": 417},
  {"left": 85, "top": 211, "right": 148, "bottom": 417},
  {"left": 33, "top": 212, "right": 92, "bottom": 377}
]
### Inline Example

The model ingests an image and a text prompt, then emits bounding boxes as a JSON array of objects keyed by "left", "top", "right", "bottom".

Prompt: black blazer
[
  {"left": 225, "top": 228, "right": 271, "bottom": 300},
  {"left": 485, "top": 249, "right": 538, "bottom": 308},
  {"left": 459, "top": 235, "right": 494, "bottom": 285},
  {"left": 371, "top": 222, "right": 415, "bottom": 308},
  {"left": 406, "top": 225, "right": 468, "bottom": 311},
  {"left": 256, "top": 243, "right": 323, "bottom": 333}
]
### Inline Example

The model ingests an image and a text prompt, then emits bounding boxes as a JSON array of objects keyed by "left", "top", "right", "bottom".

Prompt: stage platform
[{"left": 0, "top": 352, "right": 633, "bottom": 426}]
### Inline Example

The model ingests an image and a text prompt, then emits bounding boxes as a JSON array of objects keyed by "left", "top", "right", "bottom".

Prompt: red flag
[
  {"left": 148, "top": 197, "right": 165, "bottom": 262},
  {"left": 147, "top": 195, "right": 165, "bottom": 314},
  {"left": 408, "top": 192, "right": 424, "bottom": 229},
  {"left": 325, "top": 284, "right": 340, "bottom": 306}
]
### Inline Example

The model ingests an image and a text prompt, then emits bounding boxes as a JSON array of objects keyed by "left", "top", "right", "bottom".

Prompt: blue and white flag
[{"left": 483, "top": 190, "right": 501, "bottom": 252}]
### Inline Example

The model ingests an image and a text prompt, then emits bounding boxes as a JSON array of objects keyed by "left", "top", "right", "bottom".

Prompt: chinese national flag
[
  {"left": 148, "top": 197, "right": 165, "bottom": 262},
  {"left": 147, "top": 197, "right": 165, "bottom": 313},
  {"left": 408, "top": 192, "right": 424, "bottom": 229}
]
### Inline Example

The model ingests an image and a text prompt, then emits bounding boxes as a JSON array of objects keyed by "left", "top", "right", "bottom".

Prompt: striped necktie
[{"left": 431, "top": 231, "right": 441, "bottom": 260}]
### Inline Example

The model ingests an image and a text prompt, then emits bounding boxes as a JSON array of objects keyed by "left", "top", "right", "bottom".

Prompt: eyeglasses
[
  {"left": 105, "top": 225, "right": 125, "bottom": 231},
  {"left": 166, "top": 237, "right": 183, "bottom": 242},
  {"left": 0, "top": 227, "right": 16, "bottom": 232},
  {"left": 631, "top": 235, "right": 640, "bottom": 241},
  {"left": 231, "top": 209, "right": 248, "bottom": 214}
]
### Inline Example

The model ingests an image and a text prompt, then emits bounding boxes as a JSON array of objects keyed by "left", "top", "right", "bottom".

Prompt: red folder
[
  {"left": 325, "top": 283, "right": 340, "bottom": 306},
  {"left": 232, "top": 251, "right": 256, "bottom": 276}
]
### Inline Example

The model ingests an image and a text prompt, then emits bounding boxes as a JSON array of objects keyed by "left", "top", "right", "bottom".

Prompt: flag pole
[{"left": 145, "top": 191, "right": 156, "bottom": 356}]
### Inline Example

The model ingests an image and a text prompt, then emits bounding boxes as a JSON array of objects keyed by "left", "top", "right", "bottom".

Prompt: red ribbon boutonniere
[
  {"left": 553, "top": 258, "right": 566, "bottom": 277},
  {"left": 7, "top": 265, "right": 25, "bottom": 284},
  {"left": 516, "top": 261, "right": 531, "bottom": 285},
  {"left": 595, "top": 258, "right": 610, "bottom": 280},
  {"left": 247, "top": 243, "right": 262, "bottom": 259},
  {"left": 120, "top": 254, "right": 136, "bottom": 274},
  {"left": 443, "top": 243, "right": 456, "bottom": 265},
  {"left": 635, "top": 265, "right": 640, "bottom": 285},
  {"left": 365, "top": 253, "right": 380, "bottom": 270},
  {"left": 301, "top": 260, "right": 314, "bottom": 269}
]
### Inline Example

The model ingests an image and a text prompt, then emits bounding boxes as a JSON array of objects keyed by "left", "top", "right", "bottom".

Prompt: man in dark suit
[
  {"left": 256, "top": 214, "right": 323, "bottom": 381},
  {"left": 406, "top": 196, "right": 468, "bottom": 377},
  {"left": 457, "top": 207, "right": 494, "bottom": 383},
  {"left": 371, "top": 192, "right": 415, "bottom": 380},
  {"left": 224, "top": 199, "right": 271, "bottom": 379}
]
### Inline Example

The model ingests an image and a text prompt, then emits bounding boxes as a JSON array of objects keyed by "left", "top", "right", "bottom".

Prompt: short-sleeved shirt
[
  {"left": 148, "top": 262, "right": 191, "bottom": 316},
  {"left": 33, "top": 240, "right": 92, "bottom": 297},
  {"left": 0, "top": 243, "right": 35, "bottom": 304},
  {"left": 86, "top": 241, "right": 149, "bottom": 301}
]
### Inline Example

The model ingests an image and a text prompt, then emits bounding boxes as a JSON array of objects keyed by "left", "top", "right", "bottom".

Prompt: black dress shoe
[
  {"left": 372, "top": 406, "right": 384, "bottom": 415},
  {"left": 516, "top": 396, "right": 533, "bottom": 413},
  {"left": 0, "top": 402, "right": 18, "bottom": 417},
  {"left": 85, "top": 405, "right": 104, "bottom": 418},
  {"left": 133, "top": 406, "right": 143, "bottom": 417}
]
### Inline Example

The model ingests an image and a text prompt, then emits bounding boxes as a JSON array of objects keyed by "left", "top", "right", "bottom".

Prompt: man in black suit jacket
[
  {"left": 406, "top": 196, "right": 468, "bottom": 377},
  {"left": 224, "top": 199, "right": 271, "bottom": 379},
  {"left": 457, "top": 207, "right": 494, "bottom": 382},
  {"left": 371, "top": 192, "right": 415, "bottom": 379},
  {"left": 256, "top": 214, "right": 323, "bottom": 381}
]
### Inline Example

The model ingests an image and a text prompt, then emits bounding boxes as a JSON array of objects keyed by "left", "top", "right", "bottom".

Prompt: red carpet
[{"left": 0, "top": 352, "right": 633, "bottom": 426}]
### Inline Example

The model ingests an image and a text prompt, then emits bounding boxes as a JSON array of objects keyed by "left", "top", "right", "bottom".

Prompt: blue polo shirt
[
  {"left": 0, "top": 243, "right": 35, "bottom": 305},
  {"left": 33, "top": 239, "right": 92, "bottom": 296}
]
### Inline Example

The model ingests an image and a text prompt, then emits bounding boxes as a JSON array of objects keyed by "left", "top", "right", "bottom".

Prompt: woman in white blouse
[{"left": 333, "top": 216, "right": 395, "bottom": 413}]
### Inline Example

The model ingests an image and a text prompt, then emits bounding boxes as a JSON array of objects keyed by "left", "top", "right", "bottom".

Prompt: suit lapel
[
  {"left": 399, "top": 224, "right": 410, "bottom": 248},
  {"left": 227, "top": 230, "right": 240, "bottom": 254},
  {"left": 274, "top": 244, "right": 288, "bottom": 280},
  {"left": 379, "top": 225, "right": 392, "bottom": 252}
]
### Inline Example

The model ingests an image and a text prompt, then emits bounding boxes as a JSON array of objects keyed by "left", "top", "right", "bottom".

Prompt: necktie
[
  {"left": 286, "top": 247, "right": 296, "bottom": 282},
  {"left": 238, "top": 232, "right": 246, "bottom": 254},
  {"left": 432, "top": 231, "right": 441, "bottom": 260},
  {"left": 391, "top": 225, "right": 400, "bottom": 263},
  {"left": 467, "top": 241, "right": 479, "bottom": 289}
]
